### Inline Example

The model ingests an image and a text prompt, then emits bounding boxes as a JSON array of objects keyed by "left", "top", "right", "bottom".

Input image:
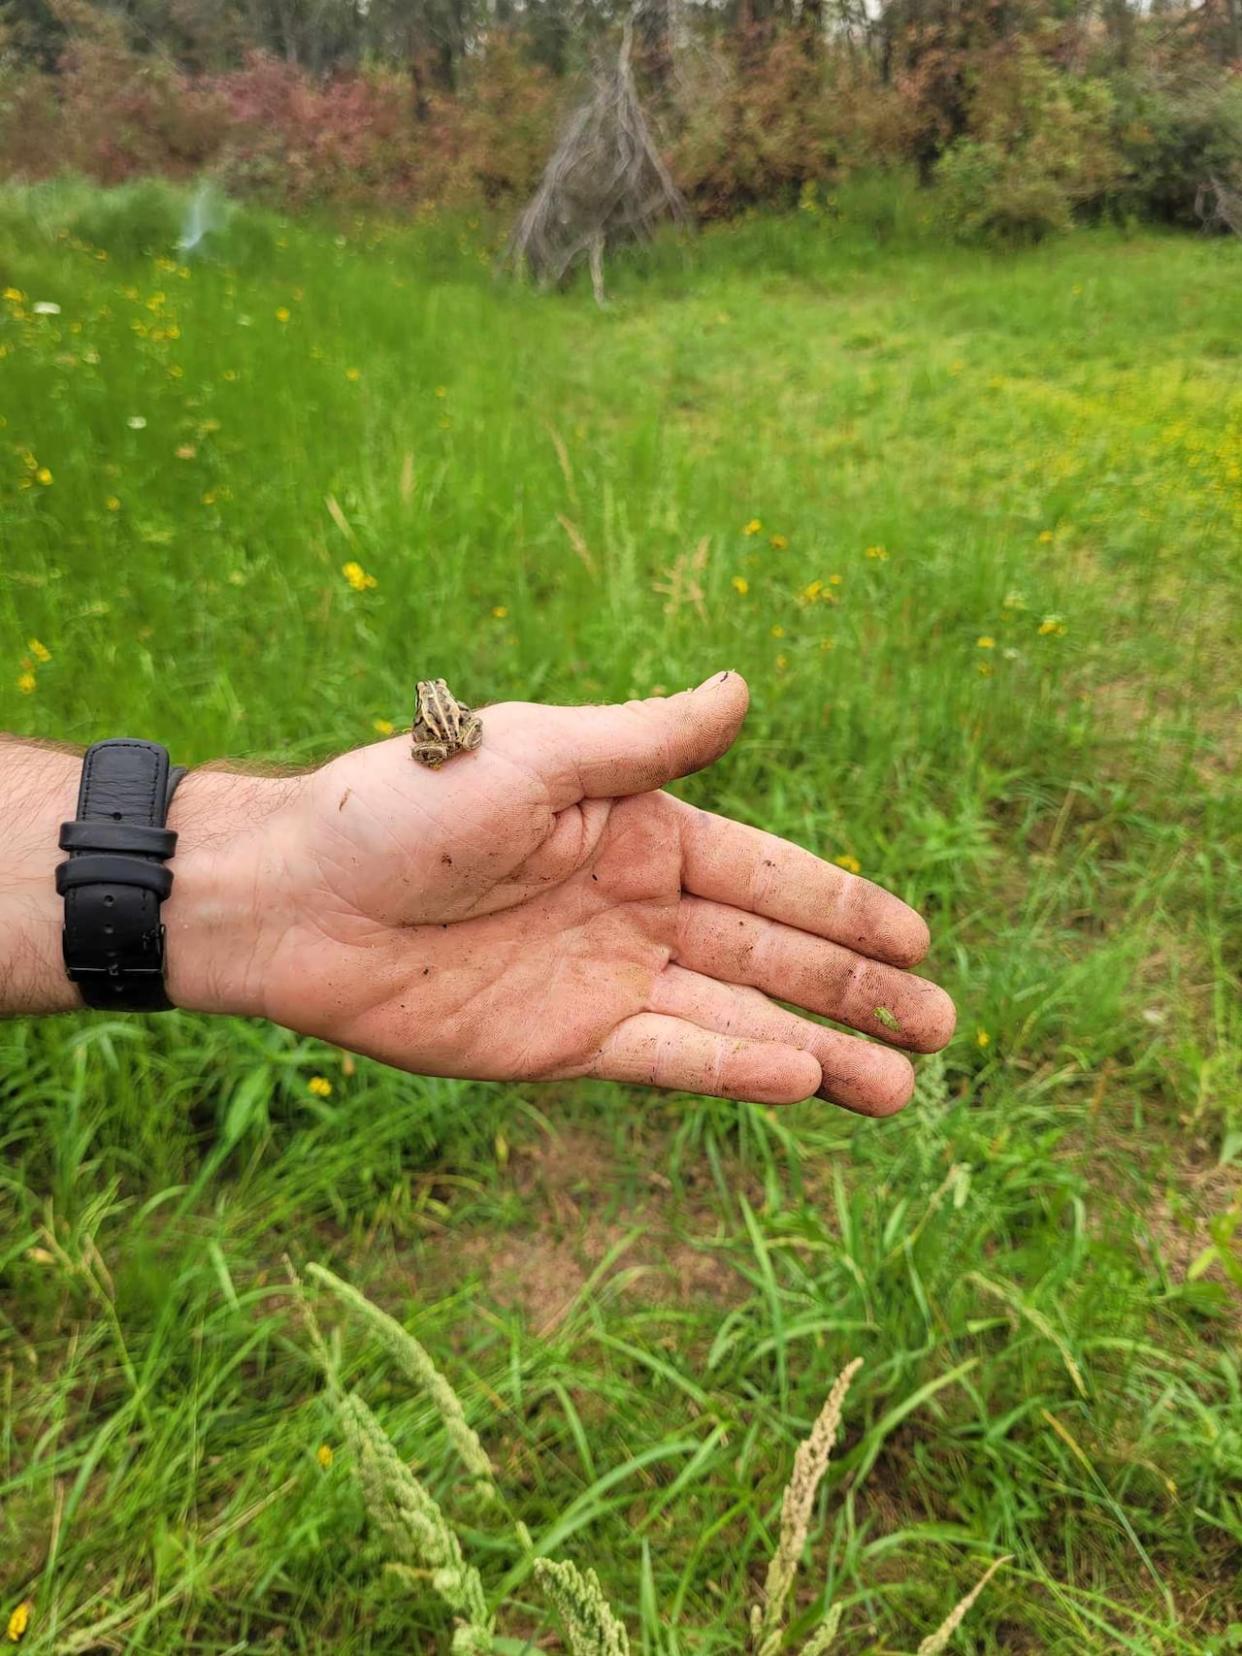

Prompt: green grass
[{"left": 1, "top": 178, "right": 1239, "bottom": 1654}]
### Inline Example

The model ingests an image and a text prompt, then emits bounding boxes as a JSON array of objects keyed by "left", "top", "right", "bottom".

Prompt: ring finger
[
  {"left": 675, "top": 896, "right": 957, "bottom": 1053},
  {"left": 649, "top": 963, "right": 916, "bottom": 1116}
]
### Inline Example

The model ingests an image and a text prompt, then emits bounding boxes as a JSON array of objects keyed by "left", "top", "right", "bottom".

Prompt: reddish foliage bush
[
  {"left": 213, "top": 56, "right": 423, "bottom": 206},
  {"left": 58, "top": 33, "right": 227, "bottom": 182},
  {"left": 667, "top": 34, "right": 916, "bottom": 219},
  {"left": 669, "top": 34, "right": 837, "bottom": 216},
  {"left": 0, "top": 34, "right": 558, "bottom": 211},
  {"left": 446, "top": 38, "right": 560, "bottom": 206}
]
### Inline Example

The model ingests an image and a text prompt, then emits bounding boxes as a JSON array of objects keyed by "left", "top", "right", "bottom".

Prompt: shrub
[
  {"left": 214, "top": 56, "right": 423, "bottom": 208},
  {"left": 0, "top": 70, "right": 63, "bottom": 182},
  {"left": 668, "top": 35, "right": 841, "bottom": 218},
  {"left": 934, "top": 47, "right": 1120, "bottom": 243},
  {"left": 444, "top": 38, "right": 560, "bottom": 206},
  {"left": 935, "top": 139, "right": 1076, "bottom": 243},
  {"left": 1110, "top": 74, "right": 1242, "bottom": 227},
  {"left": 56, "top": 31, "right": 228, "bottom": 183}
]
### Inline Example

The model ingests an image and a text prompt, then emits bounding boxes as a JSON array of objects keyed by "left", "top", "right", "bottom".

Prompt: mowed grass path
[{"left": 1, "top": 187, "right": 1239, "bottom": 1653}]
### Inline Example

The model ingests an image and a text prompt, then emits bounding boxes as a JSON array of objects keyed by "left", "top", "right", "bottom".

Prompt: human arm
[{"left": 0, "top": 673, "right": 955, "bottom": 1114}]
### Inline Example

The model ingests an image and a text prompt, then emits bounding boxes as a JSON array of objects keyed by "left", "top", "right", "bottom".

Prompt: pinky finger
[{"left": 584, "top": 1012, "right": 822, "bottom": 1105}]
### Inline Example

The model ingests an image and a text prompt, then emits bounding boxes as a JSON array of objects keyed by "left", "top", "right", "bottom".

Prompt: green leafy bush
[
  {"left": 1111, "top": 75, "right": 1242, "bottom": 226},
  {"left": 934, "top": 48, "right": 1120, "bottom": 243},
  {"left": 935, "top": 139, "right": 1076, "bottom": 244}
]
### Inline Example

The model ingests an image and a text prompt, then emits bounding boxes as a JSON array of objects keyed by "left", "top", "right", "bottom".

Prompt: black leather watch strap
[{"left": 56, "top": 740, "right": 183, "bottom": 1012}]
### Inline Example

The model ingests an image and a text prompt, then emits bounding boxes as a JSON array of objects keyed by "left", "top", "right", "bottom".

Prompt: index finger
[{"left": 672, "top": 800, "right": 930, "bottom": 969}]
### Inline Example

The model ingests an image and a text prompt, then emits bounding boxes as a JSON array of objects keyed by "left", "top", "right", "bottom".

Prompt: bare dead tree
[
  {"left": 506, "top": 14, "right": 688, "bottom": 303},
  {"left": 1195, "top": 174, "right": 1242, "bottom": 237}
]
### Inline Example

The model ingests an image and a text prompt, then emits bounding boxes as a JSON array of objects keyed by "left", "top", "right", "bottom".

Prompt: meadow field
[{"left": 1, "top": 182, "right": 1239, "bottom": 1653}]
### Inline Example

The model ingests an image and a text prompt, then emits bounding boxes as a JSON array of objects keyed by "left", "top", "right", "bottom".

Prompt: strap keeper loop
[
  {"left": 58, "top": 820, "right": 177, "bottom": 858},
  {"left": 55, "top": 855, "right": 174, "bottom": 900}
]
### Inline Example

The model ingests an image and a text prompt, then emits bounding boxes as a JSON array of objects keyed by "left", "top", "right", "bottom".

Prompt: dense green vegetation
[{"left": 1, "top": 184, "right": 1239, "bottom": 1653}]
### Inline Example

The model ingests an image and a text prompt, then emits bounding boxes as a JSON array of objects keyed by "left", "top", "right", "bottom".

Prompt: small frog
[{"left": 411, "top": 678, "right": 483, "bottom": 769}]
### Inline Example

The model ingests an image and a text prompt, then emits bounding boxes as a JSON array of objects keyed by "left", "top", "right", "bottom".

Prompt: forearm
[{"left": 0, "top": 737, "right": 303, "bottom": 1019}]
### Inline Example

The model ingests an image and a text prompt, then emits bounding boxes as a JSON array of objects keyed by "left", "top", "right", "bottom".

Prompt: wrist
[
  {"left": 163, "top": 767, "right": 305, "bottom": 1019},
  {"left": 0, "top": 738, "right": 304, "bottom": 1020}
]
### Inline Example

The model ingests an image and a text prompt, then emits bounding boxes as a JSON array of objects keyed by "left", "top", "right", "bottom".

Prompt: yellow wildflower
[
  {"left": 345, "top": 367, "right": 361, "bottom": 382},
  {"left": 802, "top": 580, "right": 823, "bottom": 600},
  {"left": 492, "top": 605, "right": 508, "bottom": 619},
  {"left": 864, "top": 545, "right": 889, "bottom": 561},
  {"left": 828, "top": 573, "right": 843, "bottom": 585},
  {"left": 1038, "top": 529, "right": 1054, "bottom": 543},
  {"left": 819, "top": 637, "right": 834, "bottom": 651},
  {"left": 316, "top": 1443, "right": 334, "bottom": 1469},
  {"left": 308, "top": 1076, "right": 333, "bottom": 1098},
  {"left": 1038, "top": 615, "right": 1067, "bottom": 637},
  {"left": 3, "top": 287, "right": 23, "bottom": 303},
  {"left": 731, "top": 576, "right": 749, "bottom": 596},
  {"left": 434, "top": 385, "right": 447, "bottom": 398},
  {"left": 977, "top": 636, "right": 996, "bottom": 650},
  {"left": 769, "top": 533, "right": 788, "bottom": 551},
  {"left": 978, "top": 660, "right": 994, "bottom": 676},
  {"left": 36, "top": 468, "right": 52, "bottom": 486},
  {"left": 105, "top": 496, "right": 121, "bottom": 511},
  {"left": 6, "top": 1599, "right": 32, "bottom": 1642},
  {"left": 770, "top": 624, "right": 785, "bottom": 638},
  {"left": 222, "top": 369, "right": 238, "bottom": 382},
  {"left": 16, "top": 671, "right": 36, "bottom": 695},
  {"left": 275, "top": 306, "right": 290, "bottom": 323},
  {"left": 775, "top": 653, "right": 788, "bottom": 671},
  {"left": 28, "top": 639, "right": 51, "bottom": 664},
  {"left": 743, "top": 518, "right": 762, "bottom": 535},
  {"left": 341, "top": 561, "right": 377, "bottom": 592},
  {"left": 977, "top": 1029, "right": 991, "bottom": 1048},
  {"left": 373, "top": 718, "right": 395, "bottom": 736},
  {"left": 834, "top": 853, "right": 861, "bottom": 875}
]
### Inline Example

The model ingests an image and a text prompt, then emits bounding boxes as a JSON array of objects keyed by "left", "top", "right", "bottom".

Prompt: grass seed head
[
  {"left": 535, "top": 1557, "right": 632, "bottom": 1656},
  {"left": 916, "top": 1555, "right": 1012, "bottom": 1656},
  {"left": 753, "top": 1358, "right": 863, "bottom": 1656}
]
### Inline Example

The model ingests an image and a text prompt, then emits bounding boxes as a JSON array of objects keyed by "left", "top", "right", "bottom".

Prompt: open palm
[{"left": 253, "top": 673, "right": 954, "bottom": 1115}]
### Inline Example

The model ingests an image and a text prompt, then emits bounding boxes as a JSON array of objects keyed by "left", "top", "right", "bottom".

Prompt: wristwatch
[{"left": 54, "top": 739, "right": 185, "bottom": 1012}]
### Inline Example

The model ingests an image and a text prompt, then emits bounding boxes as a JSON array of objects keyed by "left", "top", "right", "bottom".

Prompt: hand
[{"left": 171, "top": 672, "right": 955, "bottom": 1115}]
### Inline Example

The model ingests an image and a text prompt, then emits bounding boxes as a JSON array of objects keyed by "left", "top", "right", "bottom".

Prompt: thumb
[{"left": 507, "top": 671, "right": 749, "bottom": 806}]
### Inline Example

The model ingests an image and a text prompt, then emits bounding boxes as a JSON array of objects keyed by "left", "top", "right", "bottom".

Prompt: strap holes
[
  {"left": 112, "top": 811, "right": 122, "bottom": 820},
  {"left": 103, "top": 895, "right": 114, "bottom": 906}
]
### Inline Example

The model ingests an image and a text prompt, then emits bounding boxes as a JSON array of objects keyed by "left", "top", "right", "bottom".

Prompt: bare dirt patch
[{"left": 435, "top": 1124, "right": 747, "bottom": 1335}]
